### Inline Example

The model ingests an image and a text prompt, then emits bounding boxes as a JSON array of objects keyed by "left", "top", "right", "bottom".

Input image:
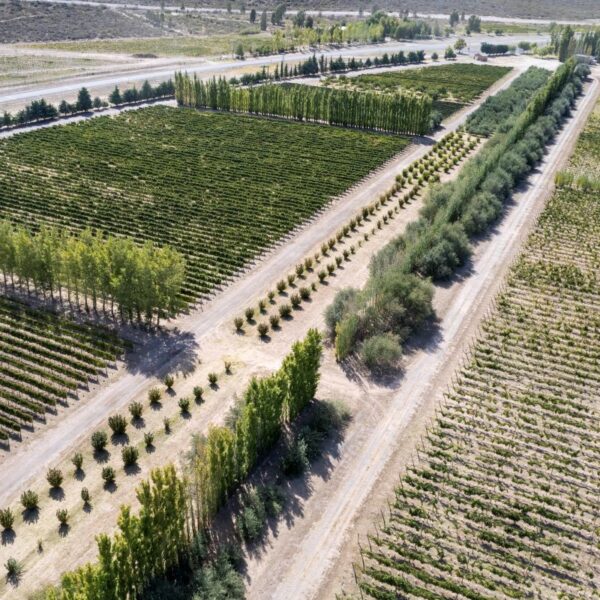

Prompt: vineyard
[
  {"left": 353, "top": 100, "right": 600, "bottom": 599},
  {"left": 0, "top": 296, "right": 126, "bottom": 442},
  {"left": 326, "top": 63, "right": 511, "bottom": 119},
  {"left": 330, "top": 64, "right": 511, "bottom": 103},
  {"left": 0, "top": 106, "right": 408, "bottom": 302}
]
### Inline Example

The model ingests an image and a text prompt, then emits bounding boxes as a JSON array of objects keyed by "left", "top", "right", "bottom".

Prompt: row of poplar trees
[
  {"left": 0, "top": 221, "right": 185, "bottom": 324},
  {"left": 175, "top": 73, "right": 432, "bottom": 136},
  {"left": 44, "top": 330, "right": 322, "bottom": 599}
]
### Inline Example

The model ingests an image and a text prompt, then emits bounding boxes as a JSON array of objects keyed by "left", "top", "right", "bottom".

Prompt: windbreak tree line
[
  {"left": 466, "top": 67, "right": 552, "bottom": 136},
  {"left": 175, "top": 74, "right": 432, "bottom": 136},
  {"left": 0, "top": 221, "right": 185, "bottom": 324},
  {"left": 328, "top": 59, "right": 582, "bottom": 366},
  {"left": 550, "top": 25, "right": 600, "bottom": 61},
  {"left": 233, "top": 50, "right": 426, "bottom": 86},
  {"left": 42, "top": 330, "right": 322, "bottom": 599}
]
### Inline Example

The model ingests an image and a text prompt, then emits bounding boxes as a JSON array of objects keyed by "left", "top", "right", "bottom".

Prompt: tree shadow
[
  {"left": 83, "top": 502, "right": 93, "bottom": 514},
  {"left": 123, "top": 327, "right": 198, "bottom": 379},
  {"left": 1, "top": 529, "right": 15, "bottom": 545},
  {"left": 49, "top": 487, "right": 65, "bottom": 502},
  {"left": 58, "top": 523, "right": 71, "bottom": 538},
  {"left": 103, "top": 481, "right": 117, "bottom": 494},
  {"left": 132, "top": 417, "right": 146, "bottom": 430},
  {"left": 150, "top": 401, "right": 163, "bottom": 412},
  {"left": 94, "top": 449, "right": 110, "bottom": 464},
  {"left": 21, "top": 507, "right": 39, "bottom": 524},
  {"left": 111, "top": 432, "right": 129, "bottom": 446},
  {"left": 259, "top": 334, "right": 272, "bottom": 343},
  {"left": 74, "top": 469, "right": 85, "bottom": 482},
  {"left": 124, "top": 463, "right": 142, "bottom": 476}
]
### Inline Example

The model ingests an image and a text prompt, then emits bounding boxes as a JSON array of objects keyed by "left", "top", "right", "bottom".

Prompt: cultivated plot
[{"left": 0, "top": 106, "right": 409, "bottom": 301}]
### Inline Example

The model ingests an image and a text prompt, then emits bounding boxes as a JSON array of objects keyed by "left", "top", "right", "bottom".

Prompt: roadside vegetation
[
  {"left": 327, "top": 59, "right": 585, "bottom": 370},
  {"left": 350, "top": 91, "right": 600, "bottom": 600}
]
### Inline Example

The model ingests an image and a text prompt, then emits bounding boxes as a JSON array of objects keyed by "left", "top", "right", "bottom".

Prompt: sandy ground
[
  {"left": 242, "top": 74, "right": 600, "bottom": 600},
  {"left": 0, "top": 62, "right": 528, "bottom": 597}
]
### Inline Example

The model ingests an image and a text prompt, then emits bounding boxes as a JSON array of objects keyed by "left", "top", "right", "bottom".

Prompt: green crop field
[
  {"left": 352, "top": 100, "right": 600, "bottom": 600},
  {"left": 0, "top": 296, "right": 126, "bottom": 442},
  {"left": 0, "top": 105, "right": 409, "bottom": 302},
  {"left": 327, "top": 63, "right": 511, "bottom": 122}
]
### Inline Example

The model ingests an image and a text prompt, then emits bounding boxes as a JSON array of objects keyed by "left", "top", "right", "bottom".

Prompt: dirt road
[
  {"left": 0, "top": 63, "right": 526, "bottom": 508},
  {"left": 244, "top": 75, "right": 600, "bottom": 600}
]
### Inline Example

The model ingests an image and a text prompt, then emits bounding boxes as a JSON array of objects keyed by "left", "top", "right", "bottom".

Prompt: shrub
[
  {"left": 325, "top": 288, "right": 358, "bottom": 337},
  {"left": 343, "top": 249, "right": 350, "bottom": 260},
  {"left": 108, "top": 414, "right": 127, "bottom": 435},
  {"left": 164, "top": 418, "right": 171, "bottom": 434},
  {"left": 129, "top": 401, "right": 143, "bottom": 421},
  {"left": 290, "top": 293, "right": 301, "bottom": 308},
  {"left": 208, "top": 372, "right": 218, "bottom": 386},
  {"left": 71, "top": 452, "right": 83, "bottom": 472},
  {"left": 122, "top": 446, "right": 139, "bottom": 467},
  {"left": 320, "top": 243, "right": 328, "bottom": 256},
  {"left": 19, "top": 491, "right": 38, "bottom": 515},
  {"left": 91, "top": 430, "right": 108, "bottom": 452},
  {"left": 81, "top": 487, "right": 91, "bottom": 505},
  {"left": 279, "top": 303, "right": 292, "bottom": 318},
  {"left": 258, "top": 299, "right": 266, "bottom": 313},
  {"left": 295, "top": 263, "right": 304, "bottom": 277},
  {"left": 269, "top": 314, "right": 280, "bottom": 329},
  {"left": 267, "top": 290, "right": 275, "bottom": 302},
  {"left": 46, "top": 468, "right": 63, "bottom": 489},
  {"left": 335, "top": 256, "right": 342, "bottom": 267},
  {"left": 224, "top": 360, "right": 232, "bottom": 374},
  {"left": 5, "top": 558, "right": 24, "bottom": 579},
  {"left": 0, "top": 508, "right": 14, "bottom": 530},
  {"left": 148, "top": 387, "right": 162, "bottom": 404},
  {"left": 335, "top": 314, "right": 360, "bottom": 361},
  {"left": 361, "top": 333, "right": 403, "bottom": 371},
  {"left": 318, "top": 270, "right": 327, "bottom": 282},
  {"left": 164, "top": 374, "right": 174, "bottom": 390},
  {"left": 281, "top": 436, "right": 310, "bottom": 477},
  {"left": 56, "top": 509, "right": 69, "bottom": 525},
  {"left": 299, "top": 286, "right": 311, "bottom": 300},
  {"left": 287, "top": 273, "right": 296, "bottom": 286},
  {"left": 304, "top": 257, "right": 313, "bottom": 270},
  {"left": 257, "top": 322, "right": 269, "bottom": 337},
  {"left": 234, "top": 316, "right": 244, "bottom": 331},
  {"left": 193, "top": 386, "right": 204, "bottom": 402},
  {"left": 144, "top": 431, "right": 155, "bottom": 447},
  {"left": 179, "top": 396, "right": 191, "bottom": 414},
  {"left": 245, "top": 307, "right": 255, "bottom": 322},
  {"left": 326, "top": 263, "right": 335, "bottom": 274},
  {"left": 276, "top": 279, "right": 287, "bottom": 292},
  {"left": 101, "top": 466, "right": 116, "bottom": 485}
]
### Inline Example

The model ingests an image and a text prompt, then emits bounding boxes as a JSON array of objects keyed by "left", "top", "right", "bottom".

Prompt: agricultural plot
[
  {"left": 0, "top": 106, "right": 409, "bottom": 302},
  {"left": 0, "top": 296, "right": 126, "bottom": 442},
  {"left": 328, "top": 63, "right": 511, "bottom": 119},
  {"left": 354, "top": 101, "right": 600, "bottom": 599}
]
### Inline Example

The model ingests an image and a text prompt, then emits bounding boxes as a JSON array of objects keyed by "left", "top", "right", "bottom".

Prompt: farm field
[
  {"left": 327, "top": 63, "right": 512, "bottom": 120},
  {"left": 329, "top": 63, "right": 512, "bottom": 103},
  {"left": 353, "top": 99, "right": 600, "bottom": 600},
  {"left": 0, "top": 105, "right": 409, "bottom": 302},
  {"left": 0, "top": 296, "right": 126, "bottom": 443}
]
